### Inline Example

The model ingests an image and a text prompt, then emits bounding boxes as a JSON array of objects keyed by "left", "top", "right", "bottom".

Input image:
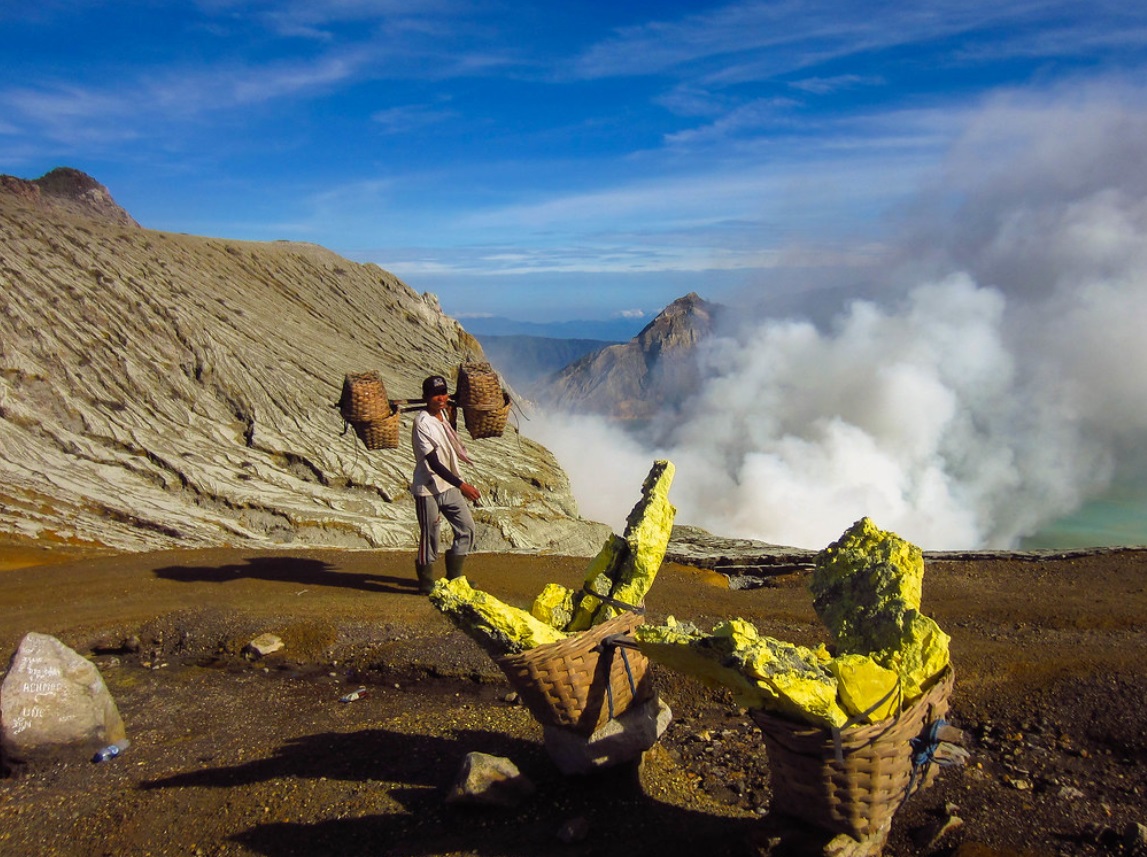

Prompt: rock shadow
[
  {"left": 152, "top": 556, "right": 418, "bottom": 594},
  {"left": 140, "top": 726, "right": 535, "bottom": 793}
]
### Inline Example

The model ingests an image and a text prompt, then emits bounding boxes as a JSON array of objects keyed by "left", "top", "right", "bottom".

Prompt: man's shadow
[{"left": 152, "top": 556, "right": 418, "bottom": 594}]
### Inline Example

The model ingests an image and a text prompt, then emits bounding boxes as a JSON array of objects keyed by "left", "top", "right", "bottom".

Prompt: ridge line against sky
[{"left": 3, "top": 1, "right": 1147, "bottom": 323}]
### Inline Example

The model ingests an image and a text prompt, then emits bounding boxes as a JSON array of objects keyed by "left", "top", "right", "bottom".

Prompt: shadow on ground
[
  {"left": 141, "top": 725, "right": 760, "bottom": 857},
  {"left": 153, "top": 556, "right": 419, "bottom": 595}
]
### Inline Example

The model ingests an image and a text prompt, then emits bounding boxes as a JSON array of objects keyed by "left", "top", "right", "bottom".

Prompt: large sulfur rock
[
  {"left": 636, "top": 618, "right": 848, "bottom": 728},
  {"left": 565, "top": 460, "right": 676, "bottom": 631},
  {"left": 811, "top": 517, "right": 950, "bottom": 701},
  {"left": 826, "top": 653, "right": 901, "bottom": 723},
  {"left": 430, "top": 576, "right": 567, "bottom": 657},
  {"left": 1, "top": 632, "right": 127, "bottom": 766},
  {"left": 531, "top": 581, "right": 576, "bottom": 631}
]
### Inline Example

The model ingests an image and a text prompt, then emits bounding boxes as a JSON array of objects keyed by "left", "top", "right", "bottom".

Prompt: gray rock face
[
  {"left": 1, "top": 632, "right": 127, "bottom": 765},
  {"left": 0, "top": 172, "right": 608, "bottom": 555},
  {"left": 542, "top": 694, "right": 672, "bottom": 775}
]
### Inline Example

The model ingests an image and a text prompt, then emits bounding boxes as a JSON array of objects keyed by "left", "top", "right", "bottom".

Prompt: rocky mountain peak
[
  {"left": 0, "top": 167, "right": 139, "bottom": 227},
  {"left": 538, "top": 292, "right": 722, "bottom": 420},
  {"left": 635, "top": 292, "right": 717, "bottom": 355}
]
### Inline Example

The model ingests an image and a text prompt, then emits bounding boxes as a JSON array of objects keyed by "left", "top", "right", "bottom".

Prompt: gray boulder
[
  {"left": 445, "top": 751, "right": 536, "bottom": 808},
  {"left": 542, "top": 694, "right": 672, "bottom": 775},
  {"left": 1, "top": 632, "right": 127, "bottom": 767}
]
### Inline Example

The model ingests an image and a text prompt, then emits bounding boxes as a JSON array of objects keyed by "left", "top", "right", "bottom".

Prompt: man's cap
[{"left": 422, "top": 375, "right": 449, "bottom": 398}]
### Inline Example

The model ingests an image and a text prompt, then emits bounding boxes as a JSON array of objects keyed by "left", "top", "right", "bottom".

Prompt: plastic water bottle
[{"left": 92, "top": 739, "right": 131, "bottom": 763}]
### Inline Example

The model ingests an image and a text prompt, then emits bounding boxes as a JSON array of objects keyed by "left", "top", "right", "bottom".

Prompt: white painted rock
[{"left": 1, "top": 632, "right": 127, "bottom": 765}]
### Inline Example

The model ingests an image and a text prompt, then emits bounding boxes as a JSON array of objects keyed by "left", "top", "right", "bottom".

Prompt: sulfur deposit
[
  {"left": 812, "top": 516, "right": 950, "bottom": 700},
  {"left": 430, "top": 460, "right": 676, "bottom": 655},
  {"left": 541, "top": 459, "right": 675, "bottom": 632},
  {"left": 636, "top": 517, "right": 950, "bottom": 728},
  {"left": 426, "top": 577, "right": 566, "bottom": 657}
]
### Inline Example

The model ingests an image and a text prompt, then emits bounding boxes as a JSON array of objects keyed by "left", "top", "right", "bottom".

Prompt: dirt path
[{"left": 1, "top": 547, "right": 1145, "bottom": 856}]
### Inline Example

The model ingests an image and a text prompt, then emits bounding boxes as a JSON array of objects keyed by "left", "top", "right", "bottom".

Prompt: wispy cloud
[
  {"left": 789, "top": 74, "right": 884, "bottom": 95},
  {"left": 571, "top": 0, "right": 1144, "bottom": 83},
  {"left": 662, "top": 97, "right": 800, "bottom": 148},
  {"left": 372, "top": 102, "right": 456, "bottom": 134}
]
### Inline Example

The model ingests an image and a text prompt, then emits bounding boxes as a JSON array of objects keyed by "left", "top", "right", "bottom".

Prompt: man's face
[{"left": 427, "top": 392, "right": 450, "bottom": 414}]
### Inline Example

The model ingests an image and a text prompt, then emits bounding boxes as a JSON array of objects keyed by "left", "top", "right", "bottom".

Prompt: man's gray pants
[{"left": 415, "top": 487, "right": 475, "bottom": 566}]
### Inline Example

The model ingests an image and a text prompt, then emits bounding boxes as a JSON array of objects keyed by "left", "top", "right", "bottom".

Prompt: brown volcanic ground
[{"left": 0, "top": 542, "right": 1145, "bottom": 857}]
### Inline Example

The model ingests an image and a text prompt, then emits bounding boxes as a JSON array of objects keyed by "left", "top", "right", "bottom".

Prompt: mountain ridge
[{"left": 538, "top": 291, "right": 721, "bottom": 420}]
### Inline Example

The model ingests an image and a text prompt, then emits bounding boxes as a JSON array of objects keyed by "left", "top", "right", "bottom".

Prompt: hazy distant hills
[
  {"left": 0, "top": 169, "right": 607, "bottom": 554},
  {"left": 460, "top": 315, "right": 646, "bottom": 341},
  {"left": 474, "top": 335, "right": 620, "bottom": 389}
]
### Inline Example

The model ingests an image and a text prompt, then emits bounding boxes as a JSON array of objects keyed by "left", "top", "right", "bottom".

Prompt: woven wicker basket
[
  {"left": 351, "top": 403, "right": 401, "bottom": 450},
  {"left": 456, "top": 361, "right": 503, "bottom": 410},
  {"left": 340, "top": 372, "right": 390, "bottom": 423},
  {"left": 496, "top": 612, "right": 653, "bottom": 736},
  {"left": 463, "top": 392, "right": 512, "bottom": 439},
  {"left": 750, "top": 667, "right": 954, "bottom": 841}
]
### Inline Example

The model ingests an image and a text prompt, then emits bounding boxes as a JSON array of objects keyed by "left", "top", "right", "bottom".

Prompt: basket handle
[{"left": 595, "top": 637, "right": 641, "bottom": 722}]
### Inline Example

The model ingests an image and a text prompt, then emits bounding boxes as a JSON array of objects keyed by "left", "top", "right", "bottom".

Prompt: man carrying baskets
[{"left": 411, "top": 375, "right": 481, "bottom": 594}]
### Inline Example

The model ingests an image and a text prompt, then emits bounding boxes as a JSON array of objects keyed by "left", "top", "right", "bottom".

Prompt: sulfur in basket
[
  {"left": 495, "top": 612, "right": 654, "bottom": 736},
  {"left": 462, "top": 390, "right": 512, "bottom": 439},
  {"left": 749, "top": 667, "right": 955, "bottom": 844}
]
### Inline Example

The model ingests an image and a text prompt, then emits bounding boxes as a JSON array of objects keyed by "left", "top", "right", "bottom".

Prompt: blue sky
[{"left": 4, "top": 1, "right": 1147, "bottom": 325}]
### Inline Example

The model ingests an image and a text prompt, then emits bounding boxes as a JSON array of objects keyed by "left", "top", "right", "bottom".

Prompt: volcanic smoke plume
[{"left": 527, "top": 84, "right": 1147, "bottom": 550}]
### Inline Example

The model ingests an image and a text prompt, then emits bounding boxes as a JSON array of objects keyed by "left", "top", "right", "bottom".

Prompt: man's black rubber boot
[
  {"left": 445, "top": 553, "right": 466, "bottom": 581},
  {"left": 415, "top": 563, "right": 435, "bottom": 595}
]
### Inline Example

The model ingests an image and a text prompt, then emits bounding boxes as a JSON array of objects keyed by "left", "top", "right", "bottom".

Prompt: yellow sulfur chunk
[
  {"left": 567, "top": 534, "right": 628, "bottom": 632},
  {"left": 567, "top": 461, "right": 676, "bottom": 631},
  {"left": 530, "top": 583, "right": 575, "bottom": 630},
  {"left": 827, "top": 654, "right": 901, "bottom": 723},
  {"left": 612, "top": 460, "right": 677, "bottom": 608},
  {"left": 634, "top": 618, "right": 772, "bottom": 711},
  {"left": 813, "top": 517, "right": 924, "bottom": 613},
  {"left": 866, "top": 612, "right": 951, "bottom": 701},
  {"left": 636, "top": 617, "right": 848, "bottom": 729},
  {"left": 811, "top": 517, "right": 949, "bottom": 705},
  {"left": 429, "top": 576, "right": 567, "bottom": 657}
]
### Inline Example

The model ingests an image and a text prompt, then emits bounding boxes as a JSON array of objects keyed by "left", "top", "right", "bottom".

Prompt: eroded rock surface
[{"left": 0, "top": 170, "right": 608, "bottom": 554}]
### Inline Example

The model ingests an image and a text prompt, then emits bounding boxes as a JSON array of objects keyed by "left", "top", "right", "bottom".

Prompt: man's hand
[{"left": 460, "top": 482, "right": 480, "bottom": 502}]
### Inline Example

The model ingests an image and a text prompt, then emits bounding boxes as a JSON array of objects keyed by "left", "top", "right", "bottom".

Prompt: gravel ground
[{"left": 1, "top": 546, "right": 1145, "bottom": 856}]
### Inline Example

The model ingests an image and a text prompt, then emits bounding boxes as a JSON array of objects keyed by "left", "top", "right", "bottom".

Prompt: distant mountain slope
[
  {"left": 538, "top": 292, "right": 720, "bottom": 419},
  {"left": 475, "top": 334, "right": 619, "bottom": 389},
  {"left": 0, "top": 169, "right": 607, "bottom": 554}
]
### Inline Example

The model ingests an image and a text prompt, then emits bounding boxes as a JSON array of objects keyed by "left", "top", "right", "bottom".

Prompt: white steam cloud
[{"left": 524, "top": 83, "right": 1147, "bottom": 550}]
